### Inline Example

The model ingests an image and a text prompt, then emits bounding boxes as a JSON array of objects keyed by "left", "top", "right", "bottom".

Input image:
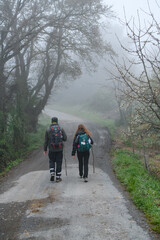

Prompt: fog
[
  {"left": 106, "top": 0, "right": 159, "bottom": 20},
  {"left": 1, "top": 0, "right": 160, "bottom": 171},
  {"left": 45, "top": 0, "right": 159, "bottom": 121},
  {"left": 49, "top": 23, "right": 126, "bottom": 108}
]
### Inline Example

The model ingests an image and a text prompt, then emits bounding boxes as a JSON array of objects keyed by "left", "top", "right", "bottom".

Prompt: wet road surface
[{"left": 0, "top": 110, "right": 159, "bottom": 240}]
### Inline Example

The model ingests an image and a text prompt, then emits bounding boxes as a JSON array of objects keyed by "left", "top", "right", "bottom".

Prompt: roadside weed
[
  {"left": 0, "top": 124, "right": 46, "bottom": 177},
  {"left": 112, "top": 150, "right": 160, "bottom": 233}
]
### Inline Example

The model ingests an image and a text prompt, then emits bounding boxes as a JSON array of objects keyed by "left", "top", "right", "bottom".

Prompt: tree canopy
[{"left": 0, "top": 0, "right": 114, "bottom": 170}]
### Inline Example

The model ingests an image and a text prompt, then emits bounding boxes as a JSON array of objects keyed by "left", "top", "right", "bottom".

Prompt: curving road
[{"left": 0, "top": 110, "right": 159, "bottom": 240}]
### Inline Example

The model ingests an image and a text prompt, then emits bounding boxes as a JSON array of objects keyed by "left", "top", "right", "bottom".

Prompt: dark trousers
[
  {"left": 49, "top": 151, "right": 63, "bottom": 178},
  {"left": 77, "top": 151, "right": 90, "bottom": 178}
]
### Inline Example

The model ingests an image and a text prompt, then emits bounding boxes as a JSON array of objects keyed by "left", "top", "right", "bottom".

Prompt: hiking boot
[
  {"left": 84, "top": 178, "right": 88, "bottom": 182},
  {"left": 56, "top": 177, "right": 62, "bottom": 183},
  {"left": 50, "top": 174, "right": 55, "bottom": 182}
]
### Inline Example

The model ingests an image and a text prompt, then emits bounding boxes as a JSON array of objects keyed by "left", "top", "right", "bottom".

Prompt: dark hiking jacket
[
  {"left": 44, "top": 124, "right": 67, "bottom": 152},
  {"left": 71, "top": 130, "right": 93, "bottom": 156}
]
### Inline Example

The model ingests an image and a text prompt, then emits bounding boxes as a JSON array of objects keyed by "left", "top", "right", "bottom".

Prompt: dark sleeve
[
  {"left": 62, "top": 128, "right": 67, "bottom": 141},
  {"left": 44, "top": 130, "right": 49, "bottom": 151},
  {"left": 72, "top": 135, "right": 79, "bottom": 156},
  {"left": 89, "top": 136, "right": 94, "bottom": 145}
]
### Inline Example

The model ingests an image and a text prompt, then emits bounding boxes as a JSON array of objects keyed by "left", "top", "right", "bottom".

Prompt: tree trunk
[{"left": 0, "top": 61, "right": 7, "bottom": 134}]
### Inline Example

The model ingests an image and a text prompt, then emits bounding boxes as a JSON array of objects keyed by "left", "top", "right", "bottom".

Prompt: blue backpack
[{"left": 77, "top": 133, "right": 91, "bottom": 152}]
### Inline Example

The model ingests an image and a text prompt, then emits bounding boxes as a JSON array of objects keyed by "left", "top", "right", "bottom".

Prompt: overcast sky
[{"left": 106, "top": 0, "right": 159, "bottom": 22}]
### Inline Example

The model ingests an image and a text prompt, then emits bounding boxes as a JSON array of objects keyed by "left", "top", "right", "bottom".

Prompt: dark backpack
[
  {"left": 49, "top": 125, "right": 63, "bottom": 149},
  {"left": 77, "top": 133, "right": 91, "bottom": 152}
]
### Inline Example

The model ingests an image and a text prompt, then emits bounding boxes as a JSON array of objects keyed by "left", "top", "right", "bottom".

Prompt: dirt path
[{"left": 0, "top": 110, "right": 159, "bottom": 240}]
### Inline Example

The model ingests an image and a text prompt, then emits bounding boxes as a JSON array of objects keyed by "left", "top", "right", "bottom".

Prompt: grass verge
[
  {"left": 112, "top": 149, "right": 160, "bottom": 233},
  {"left": 0, "top": 124, "right": 47, "bottom": 177}
]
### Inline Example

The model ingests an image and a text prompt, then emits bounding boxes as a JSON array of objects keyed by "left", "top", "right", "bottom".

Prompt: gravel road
[{"left": 0, "top": 109, "right": 159, "bottom": 240}]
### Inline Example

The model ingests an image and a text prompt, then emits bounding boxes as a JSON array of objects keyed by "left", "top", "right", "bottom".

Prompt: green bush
[{"left": 0, "top": 124, "right": 47, "bottom": 176}]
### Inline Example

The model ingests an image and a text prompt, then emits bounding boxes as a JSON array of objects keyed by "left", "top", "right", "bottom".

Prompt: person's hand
[
  {"left": 72, "top": 155, "right": 75, "bottom": 159},
  {"left": 43, "top": 151, "right": 47, "bottom": 156}
]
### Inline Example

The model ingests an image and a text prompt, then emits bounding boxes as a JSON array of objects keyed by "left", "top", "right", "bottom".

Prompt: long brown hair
[{"left": 74, "top": 124, "right": 92, "bottom": 137}]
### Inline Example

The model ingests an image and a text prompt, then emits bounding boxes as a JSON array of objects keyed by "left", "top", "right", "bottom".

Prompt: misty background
[
  {"left": 1, "top": 2, "right": 160, "bottom": 233},
  {"left": 47, "top": 0, "right": 159, "bottom": 120},
  {"left": 1, "top": 0, "right": 160, "bottom": 172}
]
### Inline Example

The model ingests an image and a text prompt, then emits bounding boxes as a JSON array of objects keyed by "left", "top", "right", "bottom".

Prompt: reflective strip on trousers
[
  {"left": 50, "top": 168, "right": 55, "bottom": 173},
  {"left": 56, "top": 172, "right": 62, "bottom": 177}
]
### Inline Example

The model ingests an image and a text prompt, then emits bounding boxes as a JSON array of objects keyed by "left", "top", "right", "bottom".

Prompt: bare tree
[
  {"left": 111, "top": 3, "right": 160, "bottom": 133},
  {"left": 0, "top": 0, "right": 49, "bottom": 133},
  {"left": 108, "top": 1, "right": 160, "bottom": 172}
]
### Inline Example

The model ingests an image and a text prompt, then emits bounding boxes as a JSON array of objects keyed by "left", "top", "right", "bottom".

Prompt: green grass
[
  {"left": 0, "top": 158, "right": 24, "bottom": 176},
  {"left": 0, "top": 124, "right": 47, "bottom": 177},
  {"left": 112, "top": 149, "right": 160, "bottom": 233},
  {"left": 26, "top": 124, "right": 47, "bottom": 151}
]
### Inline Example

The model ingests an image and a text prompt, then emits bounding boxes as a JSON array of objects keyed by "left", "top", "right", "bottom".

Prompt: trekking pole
[
  {"left": 63, "top": 144, "right": 67, "bottom": 176},
  {"left": 91, "top": 147, "right": 95, "bottom": 173}
]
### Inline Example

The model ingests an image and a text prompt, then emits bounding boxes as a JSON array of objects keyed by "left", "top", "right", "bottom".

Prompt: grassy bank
[
  {"left": 0, "top": 124, "right": 47, "bottom": 177},
  {"left": 112, "top": 149, "right": 160, "bottom": 233}
]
